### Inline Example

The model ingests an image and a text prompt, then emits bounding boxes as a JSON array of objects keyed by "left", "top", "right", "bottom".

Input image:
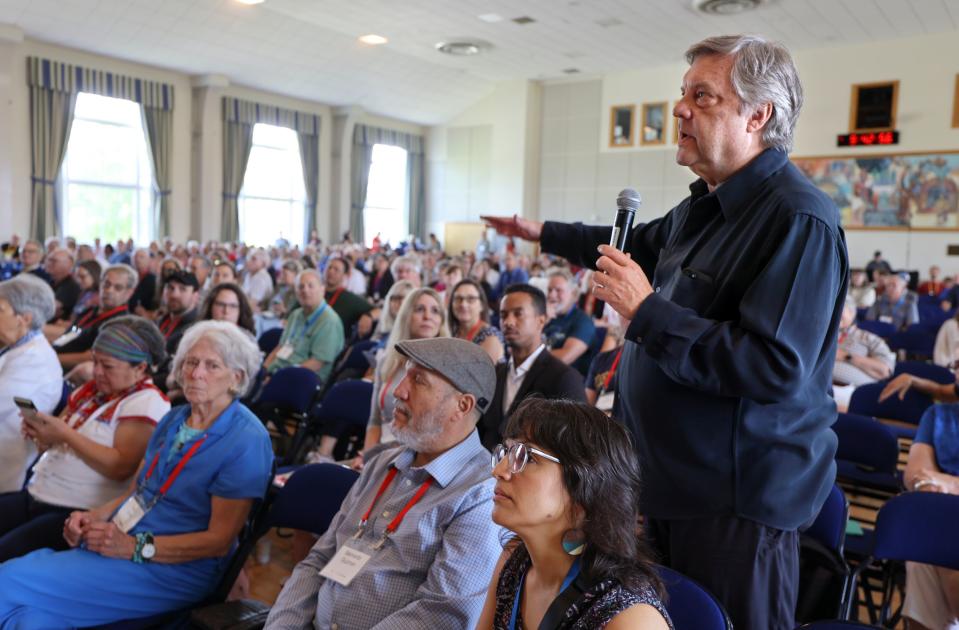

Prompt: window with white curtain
[
  {"left": 238, "top": 123, "right": 306, "bottom": 248},
  {"left": 363, "top": 143, "right": 408, "bottom": 247},
  {"left": 59, "top": 92, "right": 155, "bottom": 244}
]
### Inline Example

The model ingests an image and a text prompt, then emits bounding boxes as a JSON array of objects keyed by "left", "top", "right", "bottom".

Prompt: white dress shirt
[{"left": 503, "top": 344, "right": 546, "bottom": 413}]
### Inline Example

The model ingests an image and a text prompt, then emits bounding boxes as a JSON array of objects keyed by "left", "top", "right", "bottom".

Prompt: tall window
[
  {"left": 238, "top": 124, "right": 307, "bottom": 248},
  {"left": 59, "top": 93, "right": 155, "bottom": 244},
  {"left": 364, "top": 144, "right": 408, "bottom": 247}
]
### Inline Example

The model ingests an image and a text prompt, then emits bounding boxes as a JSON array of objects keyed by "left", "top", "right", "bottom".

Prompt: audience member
[
  {"left": 372, "top": 279, "right": 415, "bottom": 344},
  {"left": 493, "top": 252, "right": 529, "bottom": 300},
  {"left": 269, "top": 259, "right": 302, "bottom": 319},
  {"left": 866, "top": 272, "right": 919, "bottom": 331},
  {"left": 448, "top": 278, "right": 505, "bottom": 364},
  {"left": 188, "top": 255, "right": 213, "bottom": 299},
  {"left": 480, "top": 284, "right": 586, "bottom": 450},
  {"left": 153, "top": 271, "right": 201, "bottom": 390},
  {"left": 212, "top": 260, "right": 239, "bottom": 286},
  {"left": 264, "top": 269, "right": 344, "bottom": 382},
  {"left": 343, "top": 252, "right": 367, "bottom": 295},
  {"left": 367, "top": 253, "right": 394, "bottom": 302},
  {"left": 266, "top": 337, "right": 501, "bottom": 629},
  {"left": 477, "top": 398, "right": 671, "bottom": 629},
  {"left": 72, "top": 260, "right": 101, "bottom": 318},
  {"left": 19, "top": 240, "right": 51, "bottom": 283},
  {"left": 833, "top": 297, "right": 895, "bottom": 386},
  {"left": 391, "top": 254, "right": 423, "bottom": 288},
  {"left": 585, "top": 325, "right": 626, "bottom": 415},
  {"left": 44, "top": 248, "right": 81, "bottom": 322},
  {"left": 865, "top": 250, "right": 893, "bottom": 282},
  {"left": 129, "top": 248, "right": 158, "bottom": 316},
  {"left": 0, "top": 275, "right": 63, "bottom": 493},
  {"left": 934, "top": 310, "right": 959, "bottom": 368},
  {"left": 363, "top": 288, "right": 449, "bottom": 454},
  {"left": 51, "top": 263, "right": 138, "bottom": 370},
  {"left": 848, "top": 269, "right": 876, "bottom": 309},
  {"left": 544, "top": 268, "right": 596, "bottom": 375},
  {"left": 0, "top": 316, "right": 170, "bottom": 561},
  {"left": 323, "top": 257, "right": 373, "bottom": 339},
  {"left": 202, "top": 283, "right": 256, "bottom": 335},
  {"left": 0, "top": 321, "right": 272, "bottom": 627},
  {"left": 918, "top": 265, "right": 945, "bottom": 297},
  {"left": 242, "top": 248, "right": 274, "bottom": 311}
]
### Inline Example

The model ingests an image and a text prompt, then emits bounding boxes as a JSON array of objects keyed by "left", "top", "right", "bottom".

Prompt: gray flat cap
[{"left": 395, "top": 337, "right": 496, "bottom": 413}]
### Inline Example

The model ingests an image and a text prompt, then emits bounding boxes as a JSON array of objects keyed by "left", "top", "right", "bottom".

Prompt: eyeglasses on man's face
[{"left": 492, "top": 442, "right": 561, "bottom": 474}]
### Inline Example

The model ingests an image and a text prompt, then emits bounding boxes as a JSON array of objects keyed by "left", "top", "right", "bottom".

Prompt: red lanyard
[
  {"left": 77, "top": 304, "right": 128, "bottom": 329},
  {"left": 68, "top": 378, "right": 161, "bottom": 431},
  {"left": 355, "top": 467, "right": 433, "bottom": 544},
  {"left": 464, "top": 320, "right": 484, "bottom": 342},
  {"left": 601, "top": 347, "right": 625, "bottom": 393},
  {"left": 159, "top": 314, "right": 181, "bottom": 338},
  {"left": 327, "top": 288, "right": 345, "bottom": 307},
  {"left": 142, "top": 436, "right": 207, "bottom": 497}
]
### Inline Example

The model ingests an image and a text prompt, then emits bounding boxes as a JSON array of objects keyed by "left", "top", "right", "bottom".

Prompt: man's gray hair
[
  {"left": 391, "top": 255, "right": 422, "bottom": 278},
  {"left": 103, "top": 263, "right": 138, "bottom": 289},
  {"left": 0, "top": 274, "right": 55, "bottom": 330},
  {"left": 295, "top": 268, "right": 323, "bottom": 289},
  {"left": 686, "top": 34, "right": 803, "bottom": 153},
  {"left": 172, "top": 320, "right": 262, "bottom": 397}
]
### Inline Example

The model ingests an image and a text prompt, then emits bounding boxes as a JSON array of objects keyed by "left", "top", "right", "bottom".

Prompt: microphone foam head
[{"left": 617, "top": 188, "right": 642, "bottom": 211}]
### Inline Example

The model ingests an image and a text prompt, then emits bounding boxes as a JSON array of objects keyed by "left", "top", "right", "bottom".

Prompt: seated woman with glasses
[
  {"left": 448, "top": 279, "right": 505, "bottom": 364},
  {"left": 477, "top": 398, "right": 672, "bottom": 630},
  {"left": 200, "top": 283, "right": 256, "bottom": 336}
]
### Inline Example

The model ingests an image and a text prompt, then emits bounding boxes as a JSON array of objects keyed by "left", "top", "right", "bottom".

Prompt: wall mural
[{"left": 792, "top": 151, "right": 959, "bottom": 229}]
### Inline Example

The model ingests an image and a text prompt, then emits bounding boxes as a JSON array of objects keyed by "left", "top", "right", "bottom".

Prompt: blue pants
[{"left": 0, "top": 490, "right": 76, "bottom": 563}]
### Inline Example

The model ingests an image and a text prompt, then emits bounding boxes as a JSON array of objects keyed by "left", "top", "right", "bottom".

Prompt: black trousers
[
  {"left": 646, "top": 514, "right": 800, "bottom": 630},
  {"left": 0, "top": 490, "right": 77, "bottom": 563}
]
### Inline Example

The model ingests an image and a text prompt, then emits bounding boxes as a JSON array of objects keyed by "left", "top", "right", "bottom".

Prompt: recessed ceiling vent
[{"left": 692, "top": 0, "right": 764, "bottom": 15}]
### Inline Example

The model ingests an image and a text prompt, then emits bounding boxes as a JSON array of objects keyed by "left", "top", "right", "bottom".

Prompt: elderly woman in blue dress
[{"left": 0, "top": 320, "right": 274, "bottom": 628}]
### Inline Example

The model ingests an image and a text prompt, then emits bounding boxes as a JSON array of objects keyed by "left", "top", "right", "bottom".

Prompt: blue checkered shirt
[{"left": 265, "top": 430, "right": 500, "bottom": 630}]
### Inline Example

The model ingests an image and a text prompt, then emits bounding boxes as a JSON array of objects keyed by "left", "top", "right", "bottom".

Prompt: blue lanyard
[
  {"left": 0, "top": 329, "right": 39, "bottom": 360},
  {"left": 510, "top": 558, "right": 581, "bottom": 630},
  {"left": 291, "top": 303, "right": 327, "bottom": 341}
]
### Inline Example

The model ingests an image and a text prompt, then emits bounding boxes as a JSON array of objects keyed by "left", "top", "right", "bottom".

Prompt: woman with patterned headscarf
[{"left": 0, "top": 315, "right": 170, "bottom": 561}]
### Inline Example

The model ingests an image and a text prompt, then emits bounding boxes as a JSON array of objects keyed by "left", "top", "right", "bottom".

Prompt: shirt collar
[
  {"left": 392, "top": 429, "right": 486, "bottom": 489},
  {"left": 508, "top": 344, "right": 546, "bottom": 378},
  {"left": 688, "top": 148, "right": 788, "bottom": 222}
]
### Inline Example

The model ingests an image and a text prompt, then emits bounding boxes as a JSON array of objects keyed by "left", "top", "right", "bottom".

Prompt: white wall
[{"left": 0, "top": 34, "right": 422, "bottom": 245}]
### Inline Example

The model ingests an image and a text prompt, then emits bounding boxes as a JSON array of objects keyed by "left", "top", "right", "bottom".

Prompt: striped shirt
[
  {"left": 833, "top": 324, "right": 895, "bottom": 387},
  {"left": 265, "top": 430, "right": 500, "bottom": 630}
]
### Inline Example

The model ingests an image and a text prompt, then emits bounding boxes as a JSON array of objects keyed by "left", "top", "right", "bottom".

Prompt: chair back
[
  {"left": 857, "top": 320, "right": 895, "bottom": 338},
  {"left": 54, "top": 380, "right": 74, "bottom": 416},
  {"left": 833, "top": 413, "right": 899, "bottom": 475},
  {"left": 805, "top": 484, "right": 849, "bottom": 555},
  {"left": 893, "top": 360, "right": 955, "bottom": 384},
  {"left": 257, "top": 367, "right": 320, "bottom": 415},
  {"left": 796, "top": 621, "right": 883, "bottom": 629},
  {"left": 341, "top": 339, "right": 378, "bottom": 371},
  {"left": 872, "top": 492, "right": 959, "bottom": 570},
  {"left": 886, "top": 327, "right": 935, "bottom": 359},
  {"left": 266, "top": 463, "right": 359, "bottom": 534},
  {"left": 258, "top": 327, "right": 284, "bottom": 354},
  {"left": 315, "top": 380, "right": 374, "bottom": 429},
  {"left": 848, "top": 381, "right": 932, "bottom": 425},
  {"left": 656, "top": 565, "right": 732, "bottom": 630}
]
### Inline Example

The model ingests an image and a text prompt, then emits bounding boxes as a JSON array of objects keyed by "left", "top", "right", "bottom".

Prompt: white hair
[
  {"left": 686, "top": 34, "right": 803, "bottom": 153},
  {"left": 0, "top": 274, "right": 55, "bottom": 330},
  {"left": 172, "top": 321, "right": 263, "bottom": 397}
]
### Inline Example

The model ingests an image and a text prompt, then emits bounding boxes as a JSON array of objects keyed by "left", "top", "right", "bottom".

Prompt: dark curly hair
[
  {"left": 503, "top": 397, "right": 663, "bottom": 597},
  {"left": 200, "top": 282, "right": 256, "bottom": 335}
]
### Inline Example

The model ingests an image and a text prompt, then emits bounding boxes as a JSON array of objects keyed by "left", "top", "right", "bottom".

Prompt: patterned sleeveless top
[{"left": 493, "top": 544, "right": 673, "bottom": 629}]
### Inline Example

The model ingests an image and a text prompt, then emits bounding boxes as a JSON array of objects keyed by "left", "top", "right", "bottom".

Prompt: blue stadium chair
[
  {"left": 797, "top": 484, "right": 853, "bottom": 622},
  {"left": 53, "top": 380, "right": 74, "bottom": 416},
  {"left": 257, "top": 327, "right": 284, "bottom": 354},
  {"left": 848, "top": 380, "right": 931, "bottom": 426},
  {"left": 833, "top": 413, "right": 900, "bottom": 493},
  {"left": 255, "top": 367, "right": 321, "bottom": 463},
  {"left": 656, "top": 565, "right": 732, "bottom": 630},
  {"left": 855, "top": 307, "right": 869, "bottom": 323},
  {"left": 289, "top": 379, "right": 374, "bottom": 464},
  {"left": 886, "top": 326, "right": 936, "bottom": 359},
  {"left": 856, "top": 320, "right": 896, "bottom": 339},
  {"left": 893, "top": 360, "right": 955, "bottom": 384},
  {"left": 852, "top": 492, "right": 959, "bottom": 626}
]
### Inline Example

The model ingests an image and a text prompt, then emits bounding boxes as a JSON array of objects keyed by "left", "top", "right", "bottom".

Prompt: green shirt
[
  {"left": 325, "top": 288, "right": 373, "bottom": 337},
  {"left": 270, "top": 303, "right": 344, "bottom": 383}
]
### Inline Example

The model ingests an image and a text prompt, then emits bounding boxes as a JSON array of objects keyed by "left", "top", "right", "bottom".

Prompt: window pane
[
  {"left": 64, "top": 183, "right": 137, "bottom": 244},
  {"left": 65, "top": 119, "right": 141, "bottom": 184},
  {"left": 239, "top": 198, "right": 304, "bottom": 248},
  {"left": 363, "top": 144, "right": 408, "bottom": 246},
  {"left": 74, "top": 92, "right": 143, "bottom": 127}
]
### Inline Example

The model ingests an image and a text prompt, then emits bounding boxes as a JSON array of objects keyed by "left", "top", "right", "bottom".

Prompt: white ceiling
[{"left": 1, "top": 0, "right": 958, "bottom": 125}]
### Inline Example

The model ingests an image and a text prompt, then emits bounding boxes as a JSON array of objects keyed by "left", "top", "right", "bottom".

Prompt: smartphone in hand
[{"left": 13, "top": 397, "right": 41, "bottom": 423}]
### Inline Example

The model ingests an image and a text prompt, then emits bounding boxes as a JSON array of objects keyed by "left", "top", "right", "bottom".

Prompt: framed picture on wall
[
  {"left": 849, "top": 80, "right": 899, "bottom": 132},
  {"left": 640, "top": 102, "right": 667, "bottom": 145},
  {"left": 672, "top": 101, "right": 679, "bottom": 144},
  {"left": 609, "top": 105, "right": 635, "bottom": 147},
  {"left": 953, "top": 74, "right": 959, "bottom": 128}
]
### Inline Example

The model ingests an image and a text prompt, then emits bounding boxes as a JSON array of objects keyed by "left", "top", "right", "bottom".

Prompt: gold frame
[
  {"left": 640, "top": 101, "right": 668, "bottom": 146},
  {"left": 608, "top": 105, "right": 635, "bottom": 148},
  {"left": 953, "top": 74, "right": 959, "bottom": 128},
  {"left": 849, "top": 80, "right": 899, "bottom": 132}
]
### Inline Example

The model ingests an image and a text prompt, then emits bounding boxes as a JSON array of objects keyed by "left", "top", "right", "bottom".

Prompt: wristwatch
[{"left": 133, "top": 532, "right": 156, "bottom": 563}]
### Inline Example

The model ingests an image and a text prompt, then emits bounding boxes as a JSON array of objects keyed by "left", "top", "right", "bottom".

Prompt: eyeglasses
[
  {"left": 492, "top": 442, "right": 561, "bottom": 474},
  {"left": 213, "top": 301, "right": 240, "bottom": 310},
  {"left": 452, "top": 295, "right": 480, "bottom": 304}
]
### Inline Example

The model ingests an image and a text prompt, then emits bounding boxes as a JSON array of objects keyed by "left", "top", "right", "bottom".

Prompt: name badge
[
  {"left": 112, "top": 495, "right": 147, "bottom": 533},
  {"left": 276, "top": 344, "right": 294, "bottom": 360},
  {"left": 878, "top": 315, "right": 894, "bottom": 324},
  {"left": 53, "top": 330, "right": 82, "bottom": 348},
  {"left": 319, "top": 544, "right": 372, "bottom": 586},
  {"left": 596, "top": 391, "right": 615, "bottom": 412}
]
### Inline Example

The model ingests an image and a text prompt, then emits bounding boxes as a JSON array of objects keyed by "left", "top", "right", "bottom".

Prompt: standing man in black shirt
[{"left": 485, "top": 34, "right": 848, "bottom": 630}]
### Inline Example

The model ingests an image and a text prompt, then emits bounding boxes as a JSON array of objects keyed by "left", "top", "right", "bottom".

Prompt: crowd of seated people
[{"left": 8, "top": 233, "right": 959, "bottom": 627}]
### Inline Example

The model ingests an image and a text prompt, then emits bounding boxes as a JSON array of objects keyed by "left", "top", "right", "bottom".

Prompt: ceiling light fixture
[
  {"left": 435, "top": 40, "right": 490, "bottom": 56},
  {"left": 235, "top": 0, "right": 265, "bottom": 5},
  {"left": 478, "top": 13, "right": 503, "bottom": 23},
  {"left": 692, "top": 0, "right": 765, "bottom": 14},
  {"left": 358, "top": 34, "right": 388, "bottom": 45}
]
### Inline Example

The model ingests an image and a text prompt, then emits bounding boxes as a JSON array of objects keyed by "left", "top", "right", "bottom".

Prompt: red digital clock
[{"left": 837, "top": 131, "right": 899, "bottom": 147}]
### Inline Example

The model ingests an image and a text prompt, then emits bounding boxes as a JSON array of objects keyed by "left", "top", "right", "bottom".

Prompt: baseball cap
[
  {"left": 395, "top": 337, "right": 496, "bottom": 413},
  {"left": 165, "top": 270, "right": 200, "bottom": 289}
]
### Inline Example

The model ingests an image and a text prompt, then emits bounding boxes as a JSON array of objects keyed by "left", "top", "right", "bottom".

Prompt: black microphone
[{"left": 610, "top": 188, "right": 641, "bottom": 251}]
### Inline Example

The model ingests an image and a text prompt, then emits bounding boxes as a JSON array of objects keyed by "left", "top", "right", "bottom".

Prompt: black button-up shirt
[{"left": 541, "top": 148, "right": 848, "bottom": 530}]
